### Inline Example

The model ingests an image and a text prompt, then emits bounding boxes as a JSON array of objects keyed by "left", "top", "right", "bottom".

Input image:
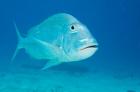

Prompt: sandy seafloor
[{"left": 0, "top": 66, "right": 139, "bottom": 92}]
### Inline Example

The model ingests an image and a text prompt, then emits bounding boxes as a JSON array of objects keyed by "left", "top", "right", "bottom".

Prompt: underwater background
[{"left": 0, "top": 0, "right": 140, "bottom": 92}]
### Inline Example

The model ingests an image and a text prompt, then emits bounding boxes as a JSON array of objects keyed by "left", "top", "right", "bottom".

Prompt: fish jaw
[
  {"left": 78, "top": 47, "right": 98, "bottom": 60},
  {"left": 67, "top": 46, "right": 98, "bottom": 62}
]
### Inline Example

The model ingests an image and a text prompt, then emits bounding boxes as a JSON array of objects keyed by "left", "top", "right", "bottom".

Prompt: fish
[{"left": 12, "top": 13, "right": 98, "bottom": 70}]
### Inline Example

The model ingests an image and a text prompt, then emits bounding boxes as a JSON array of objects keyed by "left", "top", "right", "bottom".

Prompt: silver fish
[{"left": 12, "top": 13, "right": 98, "bottom": 70}]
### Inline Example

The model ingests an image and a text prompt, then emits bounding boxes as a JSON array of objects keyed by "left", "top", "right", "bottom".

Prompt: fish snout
[{"left": 79, "top": 38, "right": 98, "bottom": 50}]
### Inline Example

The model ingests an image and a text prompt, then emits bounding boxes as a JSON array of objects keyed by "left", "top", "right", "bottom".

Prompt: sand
[{"left": 0, "top": 68, "right": 139, "bottom": 92}]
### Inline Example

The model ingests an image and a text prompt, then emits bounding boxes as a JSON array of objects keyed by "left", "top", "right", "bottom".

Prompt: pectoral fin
[
  {"left": 34, "top": 38, "right": 60, "bottom": 52},
  {"left": 41, "top": 60, "right": 62, "bottom": 70},
  {"left": 32, "top": 38, "right": 61, "bottom": 59}
]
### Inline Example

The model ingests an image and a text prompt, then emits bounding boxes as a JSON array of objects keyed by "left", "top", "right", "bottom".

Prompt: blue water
[{"left": 0, "top": 0, "right": 140, "bottom": 91}]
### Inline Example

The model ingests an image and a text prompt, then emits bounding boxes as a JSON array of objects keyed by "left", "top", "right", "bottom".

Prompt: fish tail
[{"left": 11, "top": 21, "right": 25, "bottom": 62}]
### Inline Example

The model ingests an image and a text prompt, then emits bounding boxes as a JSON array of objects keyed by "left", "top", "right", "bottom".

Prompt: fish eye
[
  {"left": 70, "top": 25, "right": 77, "bottom": 33},
  {"left": 71, "top": 25, "right": 75, "bottom": 30}
]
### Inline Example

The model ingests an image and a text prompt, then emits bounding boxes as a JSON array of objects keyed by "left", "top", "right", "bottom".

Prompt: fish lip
[{"left": 80, "top": 45, "right": 98, "bottom": 50}]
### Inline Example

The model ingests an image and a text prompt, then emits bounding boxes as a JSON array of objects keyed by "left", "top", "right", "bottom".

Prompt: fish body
[{"left": 12, "top": 13, "right": 98, "bottom": 70}]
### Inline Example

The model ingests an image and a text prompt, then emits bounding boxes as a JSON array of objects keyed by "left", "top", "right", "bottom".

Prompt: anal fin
[{"left": 41, "top": 60, "right": 62, "bottom": 70}]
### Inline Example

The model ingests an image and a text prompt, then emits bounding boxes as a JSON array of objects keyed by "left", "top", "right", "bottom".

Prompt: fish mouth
[{"left": 80, "top": 45, "right": 98, "bottom": 50}]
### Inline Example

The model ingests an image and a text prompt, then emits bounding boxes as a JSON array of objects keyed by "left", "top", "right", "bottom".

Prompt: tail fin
[{"left": 11, "top": 22, "right": 24, "bottom": 61}]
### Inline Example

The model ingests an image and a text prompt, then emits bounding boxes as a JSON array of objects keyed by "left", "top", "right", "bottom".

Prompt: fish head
[{"left": 63, "top": 22, "right": 98, "bottom": 61}]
